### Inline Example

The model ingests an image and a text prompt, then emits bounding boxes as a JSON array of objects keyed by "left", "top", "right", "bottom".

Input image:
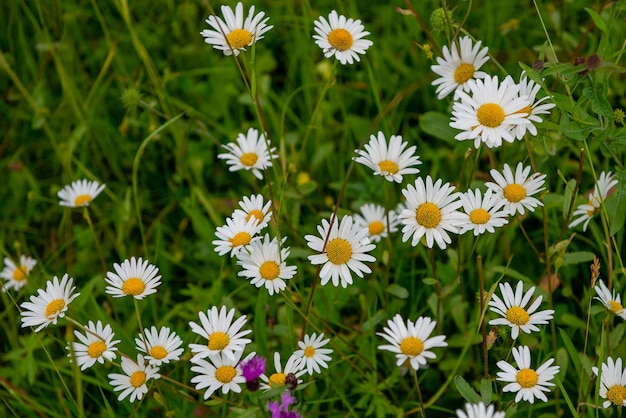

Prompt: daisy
[
  {"left": 450, "top": 75, "right": 531, "bottom": 148},
  {"left": 135, "top": 326, "right": 185, "bottom": 366},
  {"left": 353, "top": 132, "right": 421, "bottom": 183},
  {"left": 57, "top": 179, "right": 106, "bottom": 207},
  {"left": 190, "top": 351, "right": 255, "bottom": 399},
  {"left": 455, "top": 402, "right": 505, "bottom": 418},
  {"left": 260, "top": 352, "right": 305, "bottom": 390},
  {"left": 569, "top": 171, "right": 618, "bottom": 231},
  {"left": 292, "top": 332, "right": 333, "bottom": 375},
  {"left": 377, "top": 314, "right": 448, "bottom": 371},
  {"left": 592, "top": 357, "right": 626, "bottom": 408},
  {"left": 354, "top": 203, "right": 399, "bottom": 243},
  {"left": 20, "top": 274, "right": 80, "bottom": 333},
  {"left": 200, "top": 2, "right": 272, "bottom": 56},
  {"left": 108, "top": 354, "right": 160, "bottom": 403},
  {"left": 213, "top": 216, "right": 263, "bottom": 258},
  {"left": 232, "top": 194, "right": 273, "bottom": 230},
  {"left": 217, "top": 127, "right": 277, "bottom": 180},
  {"left": 188, "top": 306, "right": 252, "bottom": 362},
  {"left": 236, "top": 234, "right": 297, "bottom": 295},
  {"left": 305, "top": 215, "right": 376, "bottom": 288},
  {"left": 457, "top": 188, "right": 509, "bottom": 236},
  {"left": 1, "top": 255, "right": 37, "bottom": 292},
  {"left": 496, "top": 345, "right": 560, "bottom": 404},
  {"left": 431, "top": 36, "right": 490, "bottom": 99},
  {"left": 67, "top": 320, "right": 120, "bottom": 371},
  {"left": 398, "top": 175, "right": 463, "bottom": 250},
  {"left": 510, "top": 72, "right": 555, "bottom": 138},
  {"left": 104, "top": 257, "right": 162, "bottom": 299},
  {"left": 488, "top": 281, "right": 554, "bottom": 339},
  {"left": 313, "top": 10, "right": 373, "bottom": 65},
  {"left": 485, "top": 162, "right": 547, "bottom": 216},
  {"left": 594, "top": 279, "right": 626, "bottom": 320}
]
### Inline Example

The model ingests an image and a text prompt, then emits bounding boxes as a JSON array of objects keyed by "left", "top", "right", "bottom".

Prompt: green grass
[{"left": 1, "top": 0, "right": 626, "bottom": 416}]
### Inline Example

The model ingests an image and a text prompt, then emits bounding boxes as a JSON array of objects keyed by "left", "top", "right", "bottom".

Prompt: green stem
[{"left": 82, "top": 207, "right": 107, "bottom": 273}]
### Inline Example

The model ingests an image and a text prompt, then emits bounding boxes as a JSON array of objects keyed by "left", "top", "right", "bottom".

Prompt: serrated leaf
[
  {"left": 419, "top": 111, "right": 458, "bottom": 142},
  {"left": 606, "top": 170, "right": 626, "bottom": 235},
  {"left": 454, "top": 375, "right": 481, "bottom": 403},
  {"left": 386, "top": 283, "right": 409, "bottom": 299},
  {"left": 583, "top": 83, "right": 612, "bottom": 120},
  {"left": 584, "top": 7, "right": 607, "bottom": 32}
]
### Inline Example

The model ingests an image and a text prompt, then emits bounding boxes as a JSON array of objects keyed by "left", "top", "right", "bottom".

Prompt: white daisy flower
[
  {"left": 398, "top": 175, "right": 463, "bottom": 250},
  {"left": 496, "top": 345, "right": 560, "bottom": 404},
  {"left": 236, "top": 234, "right": 297, "bottom": 295},
  {"left": 488, "top": 281, "right": 554, "bottom": 339},
  {"left": 104, "top": 257, "right": 162, "bottom": 300},
  {"left": 510, "top": 72, "right": 555, "bottom": 138},
  {"left": 305, "top": 215, "right": 376, "bottom": 288},
  {"left": 455, "top": 402, "right": 505, "bottom": 418},
  {"left": 594, "top": 279, "right": 626, "bottom": 320},
  {"left": 450, "top": 75, "right": 531, "bottom": 148},
  {"left": 260, "top": 352, "right": 305, "bottom": 390},
  {"left": 313, "top": 10, "right": 373, "bottom": 65},
  {"left": 108, "top": 354, "right": 161, "bottom": 403},
  {"left": 431, "top": 35, "right": 490, "bottom": 99},
  {"left": 485, "top": 162, "right": 547, "bottom": 216},
  {"left": 292, "top": 332, "right": 333, "bottom": 376},
  {"left": 569, "top": 171, "right": 618, "bottom": 231},
  {"left": 20, "top": 273, "right": 80, "bottom": 333},
  {"left": 353, "top": 132, "right": 421, "bottom": 183},
  {"left": 377, "top": 314, "right": 447, "bottom": 371},
  {"left": 188, "top": 306, "right": 252, "bottom": 362},
  {"left": 213, "top": 216, "right": 263, "bottom": 258},
  {"left": 200, "top": 2, "right": 272, "bottom": 56},
  {"left": 457, "top": 188, "right": 509, "bottom": 236},
  {"left": 67, "top": 320, "right": 120, "bottom": 371},
  {"left": 57, "top": 179, "right": 106, "bottom": 207},
  {"left": 592, "top": 357, "right": 626, "bottom": 408},
  {"left": 354, "top": 203, "right": 399, "bottom": 243},
  {"left": 232, "top": 194, "right": 273, "bottom": 230},
  {"left": 1, "top": 255, "right": 36, "bottom": 292},
  {"left": 217, "top": 127, "right": 277, "bottom": 180},
  {"left": 190, "top": 351, "right": 255, "bottom": 400},
  {"left": 135, "top": 326, "right": 185, "bottom": 366}
]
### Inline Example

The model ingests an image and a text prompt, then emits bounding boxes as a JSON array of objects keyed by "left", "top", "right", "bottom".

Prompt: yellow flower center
[
  {"left": 325, "top": 238, "right": 352, "bottom": 265},
  {"left": 150, "top": 346, "right": 167, "bottom": 360},
  {"left": 269, "top": 372, "right": 286, "bottom": 387},
  {"left": 368, "top": 221, "right": 385, "bottom": 235},
  {"left": 327, "top": 28, "right": 353, "bottom": 51},
  {"left": 74, "top": 194, "right": 93, "bottom": 207},
  {"left": 239, "top": 152, "right": 259, "bottom": 167},
  {"left": 454, "top": 63, "right": 476, "bottom": 84},
  {"left": 226, "top": 28, "right": 252, "bottom": 49},
  {"left": 515, "top": 104, "right": 532, "bottom": 116},
  {"left": 516, "top": 368, "right": 538, "bottom": 388},
  {"left": 503, "top": 184, "right": 527, "bottom": 203},
  {"left": 610, "top": 300, "right": 624, "bottom": 314},
  {"left": 87, "top": 341, "right": 106, "bottom": 358},
  {"left": 469, "top": 208, "right": 491, "bottom": 225},
  {"left": 400, "top": 337, "right": 424, "bottom": 356},
  {"left": 246, "top": 209, "right": 265, "bottom": 223},
  {"left": 130, "top": 371, "right": 147, "bottom": 388},
  {"left": 304, "top": 346, "right": 316, "bottom": 358},
  {"left": 45, "top": 299, "right": 66, "bottom": 318},
  {"left": 229, "top": 232, "right": 252, "bottom": 247},
  {"left": 607, "top": 385, "right": 626, "bottom": 406},
  {"left": 378, "top": 160, "right": 399, "bottom": 175},
  {"left": 415, "top": 202, "right": 441, "bottom": 229},
  {"left": 215, "top": 365, "right": 237, "bottom": 383},
  {"left": 506, "top": 306, "right": 530, "bottom": 325},
  {"left": 259, "top": 261, "right": 280, "bottom": 280},
  {"left": 13, "top": 265, "right": 28, "bottom": 281},
  {"left": 477, "top": 103, "right": 505, "bottom": 128},
  {"left": 208, "top": 331, "right": 230, "bottom": 351},
  {"left": 122, "top": 278, "right": 145, "bottom": 296},
  {"left": 586, "top": 203, "right": 597, "bottom": 218}
]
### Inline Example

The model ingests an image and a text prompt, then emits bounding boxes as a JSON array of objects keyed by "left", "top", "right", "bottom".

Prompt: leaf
[
  {"left": 561, "top": 251, "right": 596, "bottom": 265},
  {"left": 454, "top": 375, "right": 481, "bottom": 403},
  {"left": 562, "top": 178, "right": 577, "bottom": 218},
  {"left": 584, "top": 7, "right": 607, "bottom": 32},
  {"left": 422, "top": 277, "right": 437, "bottom": 285},
  {"left": 491, "top": 266, "right": 532, "bottom": 284},
  {"left": 559, "top": 328, "right": 582, "bottom": 381},
  {"left": 386, "top": 283, "right": 409, "bottom": 299},
  {"left": 419, "top": 111, "right": 458, "bottom": 143},
  {"left": 605, "top": 170, "right": 626, "bottom": 235},
  {"left": 480, "top": 379, "right": 492, "bottom": 405},
  {"left": 583, "top": 83, "right": 612, "bottom": 120}
]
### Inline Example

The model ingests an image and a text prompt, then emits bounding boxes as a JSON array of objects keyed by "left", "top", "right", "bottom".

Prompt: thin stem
[
  {"left": 477, "top": 255, "right": 489, "bottom": 378},
  {"left": 82, "top": 207, "right": 107, "bottom": 273},
  {"left": 133, "top": 298, "right": 150, "bottom": 354},
  {"left": 412, "top": 370, "right": 427, "bottom": 418},
  {"left": 429, "top": 247, "right": 442, "bottom": 331},
  {"left": 403, "top": 0, "right": 442, "bottom": 55}
]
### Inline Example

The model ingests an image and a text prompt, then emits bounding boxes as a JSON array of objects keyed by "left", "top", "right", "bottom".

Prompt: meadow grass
[{"left": 1, "top": 0, "right": 626, "bottom": 416}]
